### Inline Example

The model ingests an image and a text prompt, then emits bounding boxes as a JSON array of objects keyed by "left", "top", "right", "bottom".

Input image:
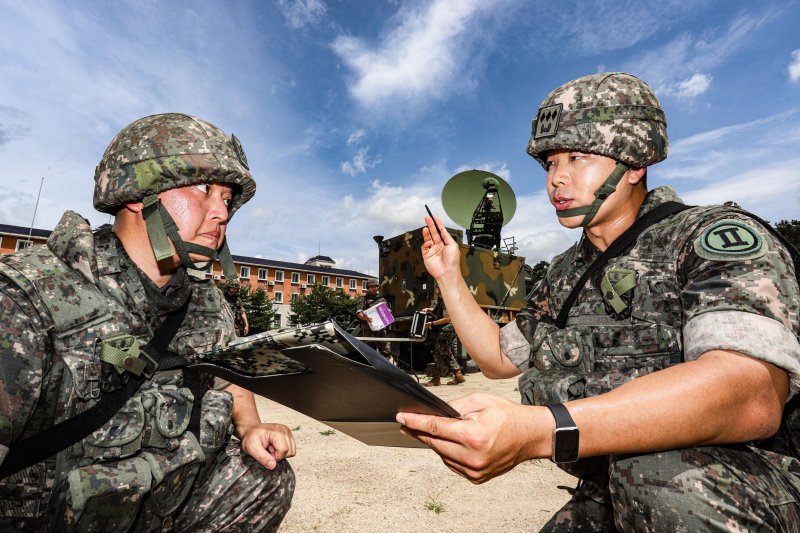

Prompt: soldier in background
[
  {"left": 421, "top": 285, "right": 465, "bottom": 386},
  {"left": 222, "top": 281, "right": 250, "bottom": 336},
  {"left": 399, "top": 73, "right": 800, "bottom": 530},
  {"left": 356, "top": 278, "right": 394, "bottom": 363},
  {"left": 0, "top": 113, "right": 295, "bottom": 531}
]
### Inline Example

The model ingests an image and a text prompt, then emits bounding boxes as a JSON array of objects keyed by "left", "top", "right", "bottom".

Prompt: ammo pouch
[{"left": 518, "top": 324, "right": 592, "bottom": 407}]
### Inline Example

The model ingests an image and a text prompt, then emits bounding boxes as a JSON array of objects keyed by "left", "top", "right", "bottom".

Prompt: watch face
[{"left": 553, "top": 427, "right": 580, "bottom": 463}]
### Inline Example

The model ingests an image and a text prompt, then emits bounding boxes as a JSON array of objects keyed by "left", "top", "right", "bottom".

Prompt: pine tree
[
  {"left": 245, "top": 286, "right": 278, "bottom": 334},
  {"left": 289, "top": 283, "right": 359, "bottom": 327}
]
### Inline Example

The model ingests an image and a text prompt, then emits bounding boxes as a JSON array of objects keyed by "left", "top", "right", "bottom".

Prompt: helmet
[
  {"left": 527, "top": 72, "right": 667, "bottom": 169},
  {"left": 93, "top": 113, "right": 256, "bottom": 278},
  {"left": 367, "top": 279, "right": 379, "bottom": 288},
  {"left": 94, "top": 113, "right": 255, "bottom": 216}
]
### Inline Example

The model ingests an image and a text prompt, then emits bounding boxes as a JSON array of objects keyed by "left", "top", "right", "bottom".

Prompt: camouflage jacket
[
  {"left": 0, "top": 211, "right": 236, "bottom": 529},
  {"left": 501, "top": 186, "right": 800, "bottom": 406}
]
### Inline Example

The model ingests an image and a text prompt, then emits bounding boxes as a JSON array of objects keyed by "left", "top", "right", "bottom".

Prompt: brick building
[{"left": 0, "top": 223, "right": 372, "bottom": 328}]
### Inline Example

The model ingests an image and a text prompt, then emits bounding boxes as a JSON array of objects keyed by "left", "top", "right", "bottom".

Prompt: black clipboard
[{"left": 189, "top": 320, "right": 459, "bottom": 447}]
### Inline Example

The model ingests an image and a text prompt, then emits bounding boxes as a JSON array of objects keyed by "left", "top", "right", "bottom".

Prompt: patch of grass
[
  {"left": 319, "top": 429, "right": 336, "bottom": 436},
  {"left": 424, "top": 496, "right": 445, "bottom": 514}
]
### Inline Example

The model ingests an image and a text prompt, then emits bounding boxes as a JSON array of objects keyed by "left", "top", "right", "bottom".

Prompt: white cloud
[
  {"left": 277, "top": 0, "right": 327, "bottom": 30},
  {"left": 331, "top": 0, "right": 490, "bottom": 110},
  {"left": 625, "top": 8, "right": 779, "bottom": 98},
  {"left": 347, "top": 129, "right": 366, "bottom": 145},
  {"left": 789, "top": 49, "right": 800, "bottom": 82},
  {"left": 667, "top": 73, "right": 712, "bottom": 99},
  {"left": 340, "top": 146, "right": 382, "bottom": 176}
]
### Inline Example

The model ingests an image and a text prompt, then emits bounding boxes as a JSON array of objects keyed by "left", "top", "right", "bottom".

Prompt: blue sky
[{"left": 1, "top": 0, "right": 799, "bottom": 276}]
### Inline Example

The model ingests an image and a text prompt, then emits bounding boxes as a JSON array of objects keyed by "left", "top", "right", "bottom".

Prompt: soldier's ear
[
  {"left": 123, "top": 201, "right": 145, "bottom": 214},
  {"left": 626, "top": 167, "right": 646, "bottom": 186}
]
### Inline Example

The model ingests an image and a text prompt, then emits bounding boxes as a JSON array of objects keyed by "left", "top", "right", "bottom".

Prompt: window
[
  {"left": 258, "top": 268, "right": 268, "bottom": 281},
  {"left": 349, "top": 279, "right": 356, "bottom": 290},
  {"left": 321, "top": 275, "right": 329, "bottom": 286},
  {"left": 362, "top": 280, "right": 368, "bottom": 291},
  {"left": 336, "top": 277, "right": 343, "bottom": 288},
  {"left": 275, "top": 270, "right": 284, "bottom": 282},
  {"left": 240, "top": 266, "right": 250, "bottom": 279},
  {"left": 273, "top": 314, "right": 282, "bottom": 328},
  {"left": 273, "top": 291, "right": 283, "bottom": 303},
  {"left": 291, "top": 293, "right": 299, "bottom": 303},
  {"left": 307, "top": 273, "right": 315, "bottom": 285},
  {"left": 15, "top": 240, "right": 33, "bottom": 252},
  {"left": 291, "top": 272, "right": 300, "bottom": 284}
]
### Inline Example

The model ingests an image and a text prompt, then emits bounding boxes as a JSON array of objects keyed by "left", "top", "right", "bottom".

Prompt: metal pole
[{"left": 27, "top": 177, "right": 44, "bottom": 243}]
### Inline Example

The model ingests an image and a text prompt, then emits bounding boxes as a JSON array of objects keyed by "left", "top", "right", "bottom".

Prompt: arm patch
[{"left": 694, "top": 219, "right": 767, "bottom": 261}]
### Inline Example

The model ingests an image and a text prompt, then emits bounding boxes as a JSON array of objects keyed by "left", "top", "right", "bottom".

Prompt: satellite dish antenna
[{"left": 441, "top": 170, "right": 516, "bottom": 251}]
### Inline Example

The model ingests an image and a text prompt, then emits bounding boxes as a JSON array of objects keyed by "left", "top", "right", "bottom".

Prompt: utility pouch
[
  {"left": 141, "top": 387, "right": 195, "bottom": 447},
  {"left": 82, "top": 397, "right": 145, "bottom": 461},
  {"left": 62, "top": 457, "right": 151, "bottom": 532},
  {"left": 519, "top": 324, "right": 595, "bottom": 406},
  {"left": 141, "top": 432, "right": 205, "bottom": 517}
]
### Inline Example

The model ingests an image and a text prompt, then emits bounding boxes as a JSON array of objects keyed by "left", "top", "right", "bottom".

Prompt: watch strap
[{"left": 547, "top": 403, "right": 576, "bottom": 429}]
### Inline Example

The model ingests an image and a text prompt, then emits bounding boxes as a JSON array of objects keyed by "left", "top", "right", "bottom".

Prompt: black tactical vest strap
[
  {"left": 0, "top": 304, "right": 190, "bottom": 479},
  {"left": 555, "top": 201, "right": 691, "bottom": 329}
]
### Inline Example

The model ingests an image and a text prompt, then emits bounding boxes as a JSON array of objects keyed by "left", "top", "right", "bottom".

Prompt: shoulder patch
[{"left": 694, "top": 219, "right": 767, "bottom": 261}]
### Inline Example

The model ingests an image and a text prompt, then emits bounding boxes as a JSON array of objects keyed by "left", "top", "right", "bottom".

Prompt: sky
[{"left": 1, "top": 0, "right": 799, "bottom": 276}]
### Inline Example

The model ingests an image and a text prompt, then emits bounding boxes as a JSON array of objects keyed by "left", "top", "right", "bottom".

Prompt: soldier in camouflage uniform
[
  {"left": 421, "top": 285, "right": 465, "bottom": 387},
  {"left": 0, "top": 113, "right": 295, "bottom": 531},
  {"left": 222, "top": 282, "right": 249, "bottom": 336},
  {"left": 356, "top": 278, "right": 393, "bottom": 362},
  {"left": 398, "top": 73, "right": 800, "bottom": 531}
]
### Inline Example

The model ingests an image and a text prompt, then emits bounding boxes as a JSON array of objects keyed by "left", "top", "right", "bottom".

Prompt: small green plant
[
  {"left": 424, "top": 496, "right": 445, "bottom": 514},
  {"left": 292, "top": 426, "right": 301, "bottom": 431},
  {"left": 319, "top": 429, "right": 336, "bottom": 436}
]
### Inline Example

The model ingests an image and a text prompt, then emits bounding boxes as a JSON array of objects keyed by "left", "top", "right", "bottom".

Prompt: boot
[
  {"left": 423, "top": 377, "right": 441, "bottom": 387},
  {"left": 447, "top": 370, "right": 466, "bottom": 385}
]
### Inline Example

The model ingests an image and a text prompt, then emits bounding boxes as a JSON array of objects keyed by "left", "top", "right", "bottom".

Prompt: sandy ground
[{"left": 255, "top": 372, "right": 576, "bottom": 533}]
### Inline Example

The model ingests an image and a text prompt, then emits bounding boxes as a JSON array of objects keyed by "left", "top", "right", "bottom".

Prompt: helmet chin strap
[
  {"left": 555, "top": 162, "right": 629, "bottom": 227},
  {"left": 141, "top": 194, "right": 239, "bottom": 282}
]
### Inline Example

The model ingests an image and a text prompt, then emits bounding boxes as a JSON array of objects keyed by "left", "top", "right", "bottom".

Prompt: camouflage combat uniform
[
  {"left": 0, "top": 212, "right": 294, "bottom": 531},
  {"left": 428, "top": 300, "right": 460, "bottom": 379},
  {"left": 222, "top": 289, "right": 247, "bottom": 336},
  {"left": 501, "top": 186, "right": 800, "bottom": 531}
]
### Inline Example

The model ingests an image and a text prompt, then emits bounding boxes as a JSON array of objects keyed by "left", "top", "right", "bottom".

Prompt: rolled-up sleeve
[{"left": 684, "top": 310, "right": 800, "bottom": 397}]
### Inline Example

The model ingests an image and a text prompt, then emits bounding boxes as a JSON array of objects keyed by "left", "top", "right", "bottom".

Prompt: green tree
[
  {"left": 244, "top": 286, "right": 278, "bottom": 334},
  {"left": 289, "top": 283, "right": 359, "bottom": 327},
  {"left": 774, "top": 219, "right": 800, "bottom": 251},
  {"left": 525, "top": 260, "right": 549, "bottom": 294}
]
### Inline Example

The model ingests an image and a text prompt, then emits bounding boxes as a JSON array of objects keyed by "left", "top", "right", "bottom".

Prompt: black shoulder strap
[
  {"left": 555, "top": 201, "right": 691, "bottom": 329},
  {"left": 0, "top": 304, "right": 189, "bottom": 479}
]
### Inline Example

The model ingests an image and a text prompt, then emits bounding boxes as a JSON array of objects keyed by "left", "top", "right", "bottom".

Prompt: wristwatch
[{"left": 546, "top": 403, "right": 580, "bottom": 463}]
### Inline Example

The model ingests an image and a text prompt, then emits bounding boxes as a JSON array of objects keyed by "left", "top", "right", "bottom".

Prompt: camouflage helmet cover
[
  {"left": 367, "top": 278, "right": 379, "bottom": 287},
  {"left": 527, "top": 72, "right": 668, "bottom": 169},
  {"left": 93, "top": 113, "right": 256, "bottom": 215}
]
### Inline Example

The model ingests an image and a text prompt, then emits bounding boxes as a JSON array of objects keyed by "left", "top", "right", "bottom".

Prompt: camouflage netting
[
  {"left": 93, "top": 113, "right": 256, "bottom": 216},
  {"left": 527, "top": 72, "right": 668, "bottom": 169}
]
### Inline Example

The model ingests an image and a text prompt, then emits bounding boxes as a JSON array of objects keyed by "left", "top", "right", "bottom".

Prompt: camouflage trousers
[
  {"left": 165, "top": 439, "right": 294, "bottom": 533},
  {"left": 430, "top": 329, "right": 460, "bottom": 379},
  {"left": 540, "top": 445, "right": 800, "bottom": 532}
]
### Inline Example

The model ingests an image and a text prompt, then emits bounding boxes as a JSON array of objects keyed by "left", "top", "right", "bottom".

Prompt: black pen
[{"left": 424, "top": 204, "right": 445, "bottom": 241}]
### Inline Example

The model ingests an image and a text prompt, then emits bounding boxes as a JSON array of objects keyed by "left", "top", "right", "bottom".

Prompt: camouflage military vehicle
[{"left": 374, "top": 225, "right": 527, "bottom": 369}]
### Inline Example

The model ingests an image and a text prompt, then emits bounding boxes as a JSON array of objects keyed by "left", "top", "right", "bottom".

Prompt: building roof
[
  {"left": 0, "top": 223, "right": 51, "bottom": 240},
  {"left": 231, "top": 255, "right": 370, "bottom": 279},
  {"left": 306, "top": 255, "right": 335, "bottom": 264}
]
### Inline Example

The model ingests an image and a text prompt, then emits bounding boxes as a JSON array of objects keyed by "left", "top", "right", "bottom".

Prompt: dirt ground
[{"left": 255, "top": 371, "right": 576, "bottom": 533}]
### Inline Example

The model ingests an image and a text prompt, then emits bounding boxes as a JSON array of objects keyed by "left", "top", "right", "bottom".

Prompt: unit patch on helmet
[
  {"left": 230, "top": 134, "right": 249, "bottom": 170},
  {"left": 694, "top": 219, "right": 767, "bottom": 261},
  {"left": 533, "top": 103, "right": 562, "bottom": 139}
]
